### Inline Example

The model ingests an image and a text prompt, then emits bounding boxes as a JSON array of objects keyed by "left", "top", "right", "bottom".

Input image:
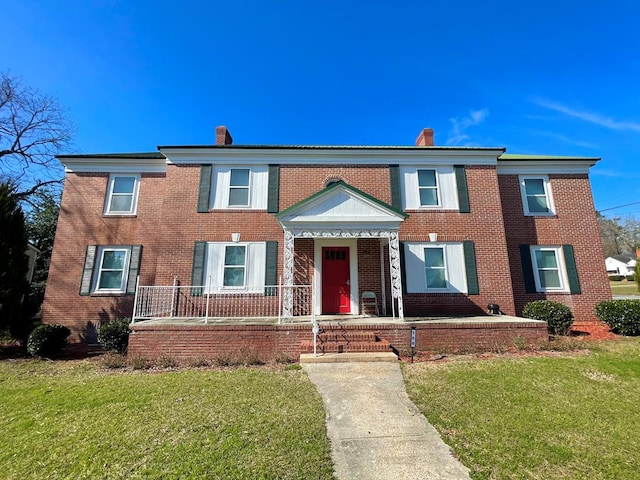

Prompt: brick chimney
[
  {"left": 636, "top": 247, "right": 640, "bottom": 260},
  {"left": 415, "top": 128, "right": 434, "bottom": 146},
  {"left": 216, "top": 126, "right": 233, "bottom": 145}
]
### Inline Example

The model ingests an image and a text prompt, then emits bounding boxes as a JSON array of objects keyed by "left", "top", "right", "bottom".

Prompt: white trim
[
  {"left": 212, "top": 165, "right": 268, "bottom": 210},
  {"left": 205, "top": 242, "right": 266, "bottom": 294},
  {"left": 314, "top": 238, "right": 359, "bottom": 316},
  {"left": 497, "top": 160, "right": 596, "bottom": 175},
  {"left": 519, "top": 175, "right": 555, "bottom": 216},
  {"left": 93, "top": 247, "right": 131, "bottom": 293},
  {"left": 104, "top": 174, "right": 140, "bottom": 216},
  {"left": 160, "top": 147, "right": 503, "bottom": 166},
  {"left": 530, "top": 246, "right": 570, "bottom": 293},
  {"left": 63, "top": 158, "right": 167, "bottom": 173},
  {"left": 404, "top": 242, "right": 468, "bottom": 294},
  {"left": 400, "top": 166, "right": 458, "bottom": 210}
]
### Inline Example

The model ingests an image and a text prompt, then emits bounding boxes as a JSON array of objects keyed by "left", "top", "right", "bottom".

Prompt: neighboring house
[
  {"left": 25, "top": 243, "right": 40, "bottom": 284},
  {"left": 605, "top": 254, "right": 637, "bottom": 276},
  {"left": 42, "top": 126, "right": 611, "bottom": 350}
]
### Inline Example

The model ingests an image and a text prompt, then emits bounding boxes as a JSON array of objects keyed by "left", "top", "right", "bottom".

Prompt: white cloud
[
  {"left": 532, "top": 98, "right": 640, "bottom": 133},
  {"left": 535, "top": 131, "right": 598, "bottom": 149},
  {"left": 446, "top": 108, "right": 489, "bottom": 145}
]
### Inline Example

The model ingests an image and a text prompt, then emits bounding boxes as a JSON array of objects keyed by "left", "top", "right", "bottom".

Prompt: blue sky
[{"left": 2, "top": 0, "right": 638, "bottom": 217}]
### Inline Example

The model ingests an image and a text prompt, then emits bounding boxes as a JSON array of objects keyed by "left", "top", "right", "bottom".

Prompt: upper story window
[
  {"left": 105, "top": 174, "right": 140, "bottom": 215},
  {"left": 229, "top": 169, "right": 251, "bottom": 207},
  {"left": 400, "top": 166, "right": 458, "bottom": 210},
  {"left": 211, "top": 166, "right": 268, "bottom": 209},
  {"left": 418, "top": 169, "right": 440, "bottom": 206},
  {"left": 519, "top": 175, "right": 554, "bottom": 216}
]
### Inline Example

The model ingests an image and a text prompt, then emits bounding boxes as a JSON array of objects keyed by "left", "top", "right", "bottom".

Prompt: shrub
[
  {"left": 26, "top": 324, "right": 71, "bottom": 357},
  {"left": 595, "top": 300, "right": 640, "bottom": 336},
  {"left": 97, "top": 318, "right": 131, "bottom": 353},
  {"left": 608, "top": 275, "right": 624, "bottom": 282},
  {"left": 522, "top": 300, "right": 574, "bottom": 336},
  {"left": 626, "top": 274, "right": 636, "bottom": 282}
]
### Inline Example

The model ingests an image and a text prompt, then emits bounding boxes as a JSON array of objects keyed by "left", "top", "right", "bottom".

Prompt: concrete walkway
[{"left": 303, "top": 361, "right": 471, "bottom": 480}]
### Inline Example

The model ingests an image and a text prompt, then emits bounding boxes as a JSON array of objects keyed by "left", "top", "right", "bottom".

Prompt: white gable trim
[{"left": 277, "top": 184, "right": 405, "bottom": 231}]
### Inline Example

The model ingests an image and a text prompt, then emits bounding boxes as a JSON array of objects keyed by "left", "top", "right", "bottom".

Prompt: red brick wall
[
  {"left": 42, "top": 172, "right": 166, "bottom": 340},
  {"left": 499, "top": 174, "right": 611, "bottom": 322}
]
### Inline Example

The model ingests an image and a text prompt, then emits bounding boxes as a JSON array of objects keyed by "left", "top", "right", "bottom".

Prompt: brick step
[
  {"left": 315, "top": 331, "right": 378, "bottom": 343},
  {"left": 300, "top": 339, "right": 391, "bottom": 354}
]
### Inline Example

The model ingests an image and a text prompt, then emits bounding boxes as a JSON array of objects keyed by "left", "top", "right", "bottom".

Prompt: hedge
[{"left": 595, "top": 300, "right": 640, "bottom": 336}]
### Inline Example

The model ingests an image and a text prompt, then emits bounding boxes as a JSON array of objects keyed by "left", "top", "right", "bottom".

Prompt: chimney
[
  {"left": 415, "top": 128, "right": 434, "bottom": 146},
  {"left": 216, "top": 126, "right": 233, "bottom": 145},
  {"left": 636, "top": 247, "right": 640, "bottom": 260}
]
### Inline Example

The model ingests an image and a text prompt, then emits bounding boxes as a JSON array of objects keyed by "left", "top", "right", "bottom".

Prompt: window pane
[
  {"left": 419, "top": 188, "right": 438, "bottom": 206},
  {"left": 225, "top": 246, "right": 246, "bottom": 266},
  {"left": 527, "top": 196, "right": 549, "bottom": 213},
  {"left": 418, "top": 170, "right": 436, "bottom": 187},
  {"left": 102, "top": 251, "right": 126, "bottom": 269},
  {"left": 229, "top": 188, "right": 249, "bottom": 206},
  {"left": 109, "top": 195, "right": 133, "bottom": 212},
  {"left": 426, "top": 269, "right": 447, "bottom": 288},
  {"left": 223, "top": 267, "right": 245, "bottom": 287},
  {"left": 539, "top": 270, "right": 561, "bottom": 288},
  {"left": 99, "top": 271, "right": 123, "bottom": 289},
  {"left": 230, "top": 169, "right": 250, "bottom": 187},
  {"left": 425, "top": 249, "right": 445, "bottom": 268},
  {"left": 112, "top": 177, "right": 136, "bottom": 194},
  {"left": 535, "top": 250, "right": 558, "bottom": 269},
  {"left": 524, "top": 179, "right": 545, "bottom": 195}
]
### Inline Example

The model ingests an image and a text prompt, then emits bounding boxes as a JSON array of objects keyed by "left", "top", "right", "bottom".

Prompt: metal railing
[{"left": 132, "top": 279, "right": 313, "bottom": 324}]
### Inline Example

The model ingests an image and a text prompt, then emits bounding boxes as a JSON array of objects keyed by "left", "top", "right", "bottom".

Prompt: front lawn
[
  {"left": 609, "top": 281, "right": 640, "bottom": 295},
  {"left": 0, "top": 360, "right": 333, "bottom": 480},
  {"left": 403, "top": 339, "right": 640, "bottom": 480}
]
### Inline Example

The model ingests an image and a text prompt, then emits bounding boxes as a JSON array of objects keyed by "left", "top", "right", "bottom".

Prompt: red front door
[{"left": 322, "top": 247, "right": 351, "bottom": 314}]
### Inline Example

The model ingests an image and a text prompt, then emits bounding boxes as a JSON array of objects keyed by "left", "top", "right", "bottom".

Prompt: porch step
[
  {"left": 300, "top": 352, "right": 398, "bottom": 363},
  {"left": 300, "top": 339, "right": 392, "bottom": 354},
  {"left": 314, "top": 331, "right": 378, "bottom": 343}
]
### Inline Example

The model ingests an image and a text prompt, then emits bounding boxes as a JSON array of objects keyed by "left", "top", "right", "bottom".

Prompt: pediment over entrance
[{"left": 276, "top": 181, "right": 407, "bottom": 230}]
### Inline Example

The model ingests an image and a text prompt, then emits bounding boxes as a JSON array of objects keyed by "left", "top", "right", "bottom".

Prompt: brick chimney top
[
  {"left": 415, "top": 128, "right": 434, "bottom": 147},
  {"left": 216, "top": 126, "right": 233, "bottom": 145}
]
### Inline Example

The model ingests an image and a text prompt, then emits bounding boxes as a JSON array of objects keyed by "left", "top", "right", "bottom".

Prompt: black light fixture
[{"left": 487, "top": 303, "right": 501, "bottom": 315}]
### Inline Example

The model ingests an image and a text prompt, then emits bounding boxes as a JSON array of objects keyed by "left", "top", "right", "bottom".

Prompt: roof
[
  {"left": 499, "top": 153, "right": 600, "bottom": 161},
  {"left": 157, "top": 144, "right": 506, "bottom": 151},
  {"left": 609, "top": 254, "right": 637, "bottom": 263},
  {"left": 57, "top": 152, "right": 165, "bottom": 160}
]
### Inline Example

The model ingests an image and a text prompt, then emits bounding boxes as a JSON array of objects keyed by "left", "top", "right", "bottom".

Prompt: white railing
[{"left": 132, "top": 281, "right": 313, "bottom": 324}]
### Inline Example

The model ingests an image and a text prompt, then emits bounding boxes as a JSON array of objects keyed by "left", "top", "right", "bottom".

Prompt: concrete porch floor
[{"left": 132, "top": 314, "right": 544, "bottom": 326}]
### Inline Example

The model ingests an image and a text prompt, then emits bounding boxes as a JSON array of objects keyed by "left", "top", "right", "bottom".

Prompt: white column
[
  {"left": 388, "top": 231, "right": 404, "bottom": 320},
  {"left": 282, "top": 229, "right": 295, "bottom": 318}
]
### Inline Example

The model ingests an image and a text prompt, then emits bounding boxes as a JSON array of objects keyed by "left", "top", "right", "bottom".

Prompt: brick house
[{"left": 42, "top": 126, "right": 611, "bottom": 358}]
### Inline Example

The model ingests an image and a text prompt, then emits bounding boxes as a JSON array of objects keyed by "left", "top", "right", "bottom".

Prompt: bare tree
[{"left": 0, "top": 72, "right": 73, "bottom": 200}]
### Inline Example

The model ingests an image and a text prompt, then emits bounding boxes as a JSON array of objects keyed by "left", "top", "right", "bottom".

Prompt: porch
[{"left": 127, "top": 315, "right": 548, "bottom": 361}]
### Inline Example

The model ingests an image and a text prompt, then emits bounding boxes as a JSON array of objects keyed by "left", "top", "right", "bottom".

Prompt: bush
[
  {"left": 595, "top": 300, "right": 640, "bottom": 336},
  {"left": 608, "top": 275, "right": 624, "bottom": 282},
  {"left": 522, "top": 300, "right": 574, "bottom": 336},
  {"left": 26, "top": 324, "right": 71, "bottom": 357},
  {"left": 626, "top": 274, "right": 636, "bottom": 282},
  {"left": 97, "top": 318, "right": 131, "bottom": 353}
]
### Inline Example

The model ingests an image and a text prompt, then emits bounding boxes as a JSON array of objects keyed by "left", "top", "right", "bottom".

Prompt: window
[
  {"left": 105, "top": 174, "right": 140, "bottom": 215},
  {"left": 228, "top": 169, "right": 250, "bottom": 207},
  {"left": 403, "top": 242, "right": 470, "bottom": 293},
  {"left": 424, "top": 247, "right": 447, "bottom": 289},
  {"left": 418, "top": 169, "right": 439, "bottom": 206},
  {"left": 399, "top": 166, "right": 458, "bottom": 210},
  {"left": 530, "top": 246, "right": 566, "bottom": 292},
  {"left": 223, "top": 245, "right": 246, "bottom": 287},
  {"left": 79, "top": 245, "right": 142, "bottom": 295},
  {"left": 520, "top": 176, "right": 554, "bottom": 215},
  {"left": 95, "top": 248, "right": 130, "bottom": 292},
  {"left": 210, "top": 166, "right": 269, "bottom": 209}
]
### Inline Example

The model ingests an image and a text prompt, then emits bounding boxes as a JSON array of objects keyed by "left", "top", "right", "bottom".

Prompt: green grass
[
  {"left": 0, "top": 360, "right": 333, "bottom": 480},
  {"left": 403, "top": 339, "right": 640, "bottom": 480},
  {"left": 609, "top": 281, "right": 640, "bottom": 295}
]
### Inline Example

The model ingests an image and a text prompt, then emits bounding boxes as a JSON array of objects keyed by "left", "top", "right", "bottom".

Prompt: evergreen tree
[{"left": 0, "top": 182, "right": 31, "bottom": 343}]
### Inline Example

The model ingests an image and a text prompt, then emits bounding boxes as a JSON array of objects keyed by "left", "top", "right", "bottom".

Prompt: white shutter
[
  {"left": 247, "top": 242, "right": 266, "bottom": 291},
  {"left": 205, "top": 243, "right": 224, "bottom": 292},
  {"left": 250, "top": 166, "right": 269, "bottom": 209},
  {"left": 438, "top": 167, "right": 459, "bottom": 210},
  {"left": 445, "top": 243, "right": 468, "bottom": 293},
  {"left": 212, "top": 166, "right": 231, "bottom": 209},
  {"left": 404, "top": 243, "right": 427, "bottom": 293}
]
